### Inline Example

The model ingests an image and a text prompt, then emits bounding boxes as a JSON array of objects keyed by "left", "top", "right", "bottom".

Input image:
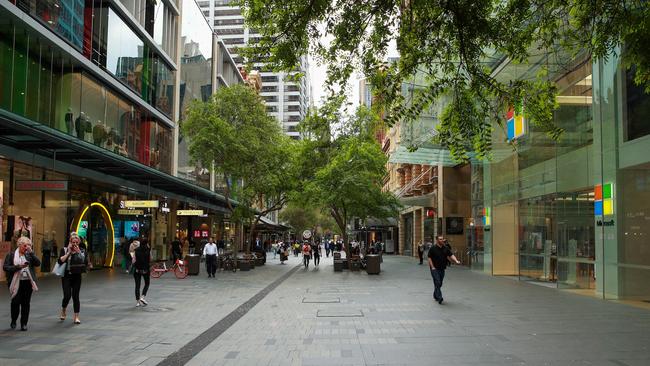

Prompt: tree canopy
[
  {"left": 240, "top": 0, "right": 650, "bottom": 160},
  {"left": 294, "top": 106, "right": 400, "bottom": 249},
  {"left": 182, "top": 84, "right": 299, "bottom": 249}
]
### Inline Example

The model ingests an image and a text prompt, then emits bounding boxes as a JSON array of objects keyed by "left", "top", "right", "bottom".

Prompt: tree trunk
[{"left": 247, "top": 216, "right": 261, "bottom": 254}]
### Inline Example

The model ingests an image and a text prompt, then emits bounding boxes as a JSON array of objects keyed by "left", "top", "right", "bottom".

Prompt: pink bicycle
[{"left": 150, "top": 259, "right": 188, "bottom": 279}]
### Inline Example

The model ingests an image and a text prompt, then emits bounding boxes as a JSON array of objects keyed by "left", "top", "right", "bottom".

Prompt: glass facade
[
  {"left": 177, "top": 0, "right": 215, "bottom": 188},
  {"left": 0, "top": 8, "right": 172, "bottom": 173},
  {"left": 472, "top": 50, "right": 650, "bottom": 300}
]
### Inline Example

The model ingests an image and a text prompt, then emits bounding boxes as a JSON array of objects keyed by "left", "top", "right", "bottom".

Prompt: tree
[
  {"left": 240, "top": 0, "right": 650, "bottom": 160},
  {"left": 279, "top": 202, "right": 339, "bottom": 239},
  {"left": 182, "top": 84, "right": 299, "bottom": 252},
  {"left": 294, "top": 106, "right": 400, "bottom": 266}
]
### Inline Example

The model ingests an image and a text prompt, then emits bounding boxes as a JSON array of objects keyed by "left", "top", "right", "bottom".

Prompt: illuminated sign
[
  {"left": 483, "top": 207, "right": 491, "bottom": 226},
  {"left": 118, "top": 209, "right": 144, "bottom": 215},
  {"left": 123, "top": 200, "right": 159, "bottom": 208},
  {"left": 594, "top": 183, "right": 614, "bottom": 216},
  {"left": 15, "top": 180, "right": 68, "bottom": 191},
  {"left": 506, "top": 101, "right": 526, "bottom": 140},
  {"left": 177, "top": 210, "right": 204, "bottom": 216}
]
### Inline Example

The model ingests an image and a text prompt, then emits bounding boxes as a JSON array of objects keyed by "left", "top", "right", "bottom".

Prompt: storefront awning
[
  {"left": 0, "top": 109, "right": 236, "bottom": 212},
  {"left": 388, "top": 146, "right": 464, "bottom": 166}
]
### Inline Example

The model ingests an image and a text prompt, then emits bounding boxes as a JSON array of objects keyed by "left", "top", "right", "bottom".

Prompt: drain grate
[
  {"left": 303, "top": 297, "right": 340, "bottom": 303},
  {"left": 317, "top": 309, "right": 364, "bottom": 317},
  {"left": 142, "top": 306, "right": 174, "bottom": 312}
]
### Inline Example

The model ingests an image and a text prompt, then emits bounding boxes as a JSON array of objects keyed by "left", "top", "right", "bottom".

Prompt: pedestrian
[
  {"left": 4, "top": 236, "right": 40, "bottom": 331},
  {"left": 203, "top": 237, "right": 218, "bottom": 278},
  {"left": 132, "top": 239, "right": 151, "bottom": 307},
  {"left": 122, "top": 237, "right": 132, "bottom": 273},
  {"left": 171, "top": 237, "right": 182, "bottom": 263},
  {"left": 302, "top": 241, "right": 311, "bottom": 269},
  {"left": 188, "top": 238, "right": 196, "bottom": 254},
  {"left": 58, "top": 232, "right": 89, "bottom": 324},
  {"left": 312, "top": 241, "right": 321, "bottom": 267},
  {"left": 417, "top": 241, "right": 424, "bottom": 265},
  {"left": 272, "top": 241, "right": 278, "bottom": 259},
  {"left": 428, "top": 236, "right": 461, "bottom": 305},
  {"left": 279, "top": 243, "right": 288, "bottom": 264}
]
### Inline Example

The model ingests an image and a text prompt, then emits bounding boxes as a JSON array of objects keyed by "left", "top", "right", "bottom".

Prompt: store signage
[
  {"left": 15, "top": 180, "right": 68, "bottom": 191},
  {"left": 177, "top": 210, "right": 204, "bottom": 216},
  {"left": 483, "top": 207, "right": 491, "bottom": 226},
  {"left": 160, "top": 201, "right": 170, "bottom": 213},
  {"left": 506, "top": 101, "right": 526, "bottom": 140},
  {"left": 302, "top": 230, "right": 312, "bottom": 239},
  {"left": 594, "top": 183, "right": 614, "bottom": 216},
  {"left": 45, "top": 200, "right": 80, "bottom": 208},
  {"left": 123, "top": 200, "right": 159, "bottom": 208},
  {"left": 118, "top": 209, "right": 144, "bottom": 215}
]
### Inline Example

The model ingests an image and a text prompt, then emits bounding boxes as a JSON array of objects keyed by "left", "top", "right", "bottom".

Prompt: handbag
[{"left": 52, "top": 261, "right": 67, "bottom": 277}]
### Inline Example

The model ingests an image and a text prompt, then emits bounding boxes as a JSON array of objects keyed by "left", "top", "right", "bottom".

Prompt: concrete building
[{"left": 198, "top": 0, "right": 310, "bottom": 139}]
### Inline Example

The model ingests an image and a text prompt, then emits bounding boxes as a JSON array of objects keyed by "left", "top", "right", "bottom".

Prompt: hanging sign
[
  {"left": 123, "top": 200, "right": 159, "bottom": 208},
  {"left": 15, "top": 180, "right": 68, "bottom": 191},
  {"left": 177, "top": 210, "right": 204, "bottom": 216},
  {"left": 118, "top": 209, "right": 144, "bottom": 215}
]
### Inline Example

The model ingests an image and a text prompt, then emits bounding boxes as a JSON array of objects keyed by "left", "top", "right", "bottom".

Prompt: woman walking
[
  {"left": 312, "top": 241, "right": 322, "bottom": 267},
  {"left": 132, "top": 239, "right": 151, "bottom": 307},
  {"left": 3, "top": 237, "right": 40, "bottom": 331},
  {"left": 302, "top": 241, "right": 312, "bottom": 269},
  {"left": 58, "top": 232, "right": 88, "bottom": 324}
]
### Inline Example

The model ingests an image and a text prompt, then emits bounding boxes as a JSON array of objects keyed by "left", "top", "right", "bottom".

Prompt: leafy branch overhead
[{"left": 240, "top": 0, "right": 650, "bottom": 160}]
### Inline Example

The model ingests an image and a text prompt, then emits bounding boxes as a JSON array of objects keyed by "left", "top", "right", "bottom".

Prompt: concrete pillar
[
  {"left": 398, "top": 214, "right": 406, "bottom": 255},
  {"left": 414, "top": 209, "right": 423, "bottom": 257}
]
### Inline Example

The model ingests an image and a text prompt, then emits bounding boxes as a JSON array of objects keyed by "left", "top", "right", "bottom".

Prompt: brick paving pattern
[{"left": 1, "top": 255, "right": 649, "bottom": 366}]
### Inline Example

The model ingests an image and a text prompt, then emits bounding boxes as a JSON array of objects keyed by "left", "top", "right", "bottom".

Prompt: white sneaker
[
  {"left": 136, "top": 300, "right": 141, "bottom": 307},
  {"left": 139, "top": 296, "right": 148, "bottom": 306}
]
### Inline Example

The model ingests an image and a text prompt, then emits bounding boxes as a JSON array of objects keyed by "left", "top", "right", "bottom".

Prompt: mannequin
[
  {"left": 65, "top": 108, "right": 74, "bottom": 135},
  {"left": 75, "top": 112, "right": 87, "bottom": 140}
]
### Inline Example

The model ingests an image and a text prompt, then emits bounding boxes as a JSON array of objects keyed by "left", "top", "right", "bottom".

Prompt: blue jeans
[{"left": 430, "top": 268, "right": 445, "bottom": 301}]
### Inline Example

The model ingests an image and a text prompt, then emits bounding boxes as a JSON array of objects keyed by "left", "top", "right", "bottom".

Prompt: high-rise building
[{"left": 199, "top": 0, "right": 310, "bottom": 140}]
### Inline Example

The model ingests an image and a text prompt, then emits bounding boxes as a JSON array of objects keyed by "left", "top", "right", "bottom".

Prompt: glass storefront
[
  {"left": 0, "top": 14, "right": 172, "bottom": 173},
  {"left": 473, "top": 50, "right": 650, "bottom": 300}
]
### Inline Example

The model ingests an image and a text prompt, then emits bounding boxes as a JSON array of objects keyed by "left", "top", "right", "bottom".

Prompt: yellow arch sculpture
[{"left": 72, "top": 202, "right": 115, "bottom": 268}]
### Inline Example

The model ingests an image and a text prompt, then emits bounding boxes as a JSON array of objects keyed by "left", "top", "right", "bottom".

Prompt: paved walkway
[{"left": 1, "top": 254, "right": 649, "bottom": 366}]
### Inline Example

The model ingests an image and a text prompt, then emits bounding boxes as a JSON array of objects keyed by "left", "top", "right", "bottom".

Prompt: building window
[
  {"left": 262, "top": 95, "right": 278, "bottom": 103},
  {"left": 284, "top": 95, "right": 300, "bottom": 102},
  {"left": 262, "top": 76, "right": 278, "bottom": 83},
  {"left": 15, "top": 0, "right": 87, "bottom": 50},
  {"left": 214, "top": 9, "right": 242, "bottom": 17},
  {"left": 266, "top": 106, "right": 278, "bottom": 113},
  {"left": 261, "top": 85, "right": 278, "bottom": 93},
  {"left": 223, "top": 38, "right": 244, "bottom": 45},
  {"left": 214, "top": 18, "right": 245, "bottom": 26},
  {"left": 624, "top": 66, "right": 650, "bottom": 141},
  {"left": 285, "top": 85, "right": 300, "bottom": 92}
]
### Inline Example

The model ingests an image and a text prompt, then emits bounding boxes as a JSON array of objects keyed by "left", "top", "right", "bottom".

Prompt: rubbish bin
[
  {"left": 333, "top": 259, "right": 343, "bottom": 272},
  {"left": 185, "top": 254, "right": 201, "bottom": 275},
  {"left": 366, "top": 254, "right": 380, "bottom": 274}
]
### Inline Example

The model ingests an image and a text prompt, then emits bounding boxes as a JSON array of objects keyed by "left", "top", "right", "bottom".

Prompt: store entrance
[{"left": 73, "top": 202, "right": 115, "bottom": 268}]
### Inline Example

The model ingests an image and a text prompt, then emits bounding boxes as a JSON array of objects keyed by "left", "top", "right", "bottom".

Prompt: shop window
[
  {"left": 624, "top": 66, "right": 650, "bottom": 141},
  {"left": 15, "top": 0, "right": 86, "bottom": 50}
]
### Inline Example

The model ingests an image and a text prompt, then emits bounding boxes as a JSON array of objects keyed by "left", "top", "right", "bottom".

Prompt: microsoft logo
[
  {"left": 594, "top": 183, "right": 614, "bottom": 216},
  {"left": 506, "top": 101, "right": 526, "bottom": 140}
]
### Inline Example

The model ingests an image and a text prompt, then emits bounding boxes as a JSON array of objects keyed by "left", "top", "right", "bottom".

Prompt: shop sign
[
  {"left": 160, "top": 201, "right": 170, "bottom": 213},
  {"left": 118, "top": 209, "right": 144, "bottom": 215},
  {"left": 506, "top": 101, "right": 526, "bottom": 140},
  {"left": 45, "top": 200, "right": 80, "bottom": 208},
  {"left": 177, "top": 210, "right": 204, "bottom": 216},
  {"left": 123, "top": 200, "right": 159, "bottom": 208},
  {"left": 594, "top": 183, "right": 614, "bottom": 216},
  {"left": 15, "top": 180, "right": 68, "bottom": 191}
]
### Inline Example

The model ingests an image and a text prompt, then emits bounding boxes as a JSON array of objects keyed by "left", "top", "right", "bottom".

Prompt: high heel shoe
[{"left": 59, "top": 309, "right": 66, "bottom": 321}]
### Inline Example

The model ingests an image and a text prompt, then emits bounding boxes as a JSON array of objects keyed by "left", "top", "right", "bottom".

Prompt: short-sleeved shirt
[{"left": 428, "top": 244, "right": 452, "bottom": 270}]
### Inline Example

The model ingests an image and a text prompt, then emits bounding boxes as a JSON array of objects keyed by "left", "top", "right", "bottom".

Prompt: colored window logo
[
  {"left": 506, "top": 102, "right": 526, "bottom": 140},
  {"left": 594, "top": 183, "right": 614, "bottom": 216},
  {"left": 483, "top": 207, "right": 491, "bottom": 226}
]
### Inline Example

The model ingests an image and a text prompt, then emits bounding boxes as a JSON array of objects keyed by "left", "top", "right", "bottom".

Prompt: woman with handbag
[
  {"left": 131, "top": 239, "right": 151, "bottom": 307},
  {"left": 58, "top": 232, "right": 88, "bottom": 324},
  {"left": 3, "top": 237, "right": 40, "bottom": 331}
]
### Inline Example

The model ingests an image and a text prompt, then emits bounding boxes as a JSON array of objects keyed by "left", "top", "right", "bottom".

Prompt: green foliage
[
  {"left": 182, "top": 85, "right": 299, "bottom": 225},
  {"left": 240, "top": 0, "right": 650, "bottom": 159},
  {"left": 279, "top": 202, "right": 339, "bottom": 236},
  {"left": 293, "top": 106, "right": 400, "bottom": 242}
]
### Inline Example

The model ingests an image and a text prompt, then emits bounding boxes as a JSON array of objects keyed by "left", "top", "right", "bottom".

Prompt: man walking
[
  {"left": 428, "top": 236, "right": 460, "bottom": 304},
  {"left": 203, "top": 238, "right": 218, "bottom": 278}
]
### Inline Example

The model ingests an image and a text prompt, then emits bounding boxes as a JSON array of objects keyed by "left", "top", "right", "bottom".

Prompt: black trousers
[
  {"left": 205, "top": 254, "right": 217, "bottom": 276},
  {"left": 418, "top": 251, "right": 424, "bottom": 264},
  {"left": 314, "top": 254, "right": 320, "bottom": 266},
  {"left": 133, "top": 271, "right": 150, "bottom": 300},
  {"left": 11, "top": 280, "right": 33, "bottom": 326},
  {"left": 62, "top": 273, "right": 82, "bottom": 313}
]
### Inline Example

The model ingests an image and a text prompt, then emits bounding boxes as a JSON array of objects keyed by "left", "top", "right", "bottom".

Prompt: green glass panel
[
  {"left": 603, "top": 183, "right": 612, "bottom": 199},
  {"left": 12, "top": 32, "right": 28, "bottom": 115},
  {"left": 0, "top": 27, "right": 13, "bottom": 111}
]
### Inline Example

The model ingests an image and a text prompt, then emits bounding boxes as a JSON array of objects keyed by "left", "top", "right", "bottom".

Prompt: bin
[
  {"left": 365, "top": 254, "right": 380, "bottom": 274},
  {"left": 238, "top": 260, "right": 251, "bottom": 271},
  {"left": 333, "top": 259, "right": 343, "bottom": 272},
  {"left": 185, "top": 254, "right": 201, "bottom": 275}
]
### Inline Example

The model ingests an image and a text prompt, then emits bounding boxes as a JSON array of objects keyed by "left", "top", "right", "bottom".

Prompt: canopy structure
[{"left": 388, "top": 146, "right": 463, "bottom": 167}]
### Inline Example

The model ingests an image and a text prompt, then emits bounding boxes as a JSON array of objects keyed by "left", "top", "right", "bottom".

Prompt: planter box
[{"left": 333, "top": 260, "right": 343, "bottom": 272}]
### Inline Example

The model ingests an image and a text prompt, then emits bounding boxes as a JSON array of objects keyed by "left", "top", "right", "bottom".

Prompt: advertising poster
[
  {"left": 124, "top": 221, "right": 140, "bottom": 239},
  {"left": 14, "top": 215, "right": 33, "bottom": 240},
  {"left": 113, "top": 220, "right": 123, "bottom": 245},
  {"left": 77, "top": 220, "right": 89, "bottom": 238}
]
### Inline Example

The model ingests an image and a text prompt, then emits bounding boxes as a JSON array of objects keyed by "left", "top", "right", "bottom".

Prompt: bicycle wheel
[
  {"left": 174, "top": 264, "right": 188, "bottom": 279},
  {"left": 150, "top": 263, "right": 164, "bottom": 278}
]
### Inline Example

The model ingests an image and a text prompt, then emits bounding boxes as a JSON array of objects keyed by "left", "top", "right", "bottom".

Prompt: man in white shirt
[{"left": 203, "top": 238, "right": 218, "bottom": 278}]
